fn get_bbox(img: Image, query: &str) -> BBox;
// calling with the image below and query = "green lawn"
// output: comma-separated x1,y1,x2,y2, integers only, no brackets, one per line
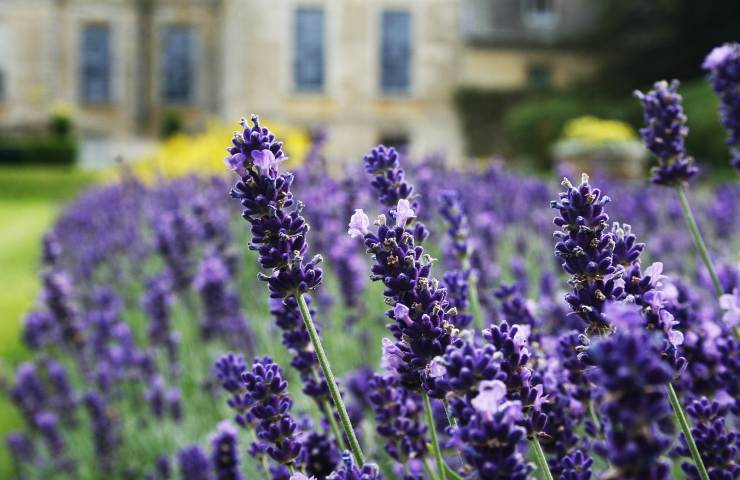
0,166,95,469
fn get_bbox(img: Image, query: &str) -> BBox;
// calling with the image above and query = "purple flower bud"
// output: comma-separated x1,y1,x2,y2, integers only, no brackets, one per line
211,421,242,480
178,445,212,480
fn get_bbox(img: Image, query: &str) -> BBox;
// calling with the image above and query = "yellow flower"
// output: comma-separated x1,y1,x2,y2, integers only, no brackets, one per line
562,116,637,145
105,119,310,183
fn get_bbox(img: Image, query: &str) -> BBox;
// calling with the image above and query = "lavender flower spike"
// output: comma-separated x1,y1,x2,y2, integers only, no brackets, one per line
702,43,740,169
634,80,699,186
227,115,364,465
242,357,302,467
211,421,242,480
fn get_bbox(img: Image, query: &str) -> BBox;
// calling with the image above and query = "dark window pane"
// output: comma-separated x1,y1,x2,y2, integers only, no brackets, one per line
381,11,411,93
295,8,325,91
162,26,195,103
80,25,111,103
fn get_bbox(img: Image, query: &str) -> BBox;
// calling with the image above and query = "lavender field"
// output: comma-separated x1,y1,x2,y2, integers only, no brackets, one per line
5,52,740,479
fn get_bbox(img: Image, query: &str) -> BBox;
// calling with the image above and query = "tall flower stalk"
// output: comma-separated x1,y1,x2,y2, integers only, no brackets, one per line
634,80,724,299
552,173,710,480
226,115,364,465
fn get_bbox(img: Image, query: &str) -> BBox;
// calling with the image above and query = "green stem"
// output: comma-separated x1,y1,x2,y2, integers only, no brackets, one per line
675,186,723,297
442,398,456,428
422,392,447,480
587,399,602,437
443,462,465,480
422,458,440,480
287,464,295,475
296,294,365,466
321,400,347,452
529,436,554,480
667,382,710,480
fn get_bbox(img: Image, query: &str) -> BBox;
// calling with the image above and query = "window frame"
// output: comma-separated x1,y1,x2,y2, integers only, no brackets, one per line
379,9,412,96
79,23,113,105
293,6,326,93
161,24,197,105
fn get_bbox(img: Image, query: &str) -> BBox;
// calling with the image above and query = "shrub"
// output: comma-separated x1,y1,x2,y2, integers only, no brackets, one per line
0,136,77,166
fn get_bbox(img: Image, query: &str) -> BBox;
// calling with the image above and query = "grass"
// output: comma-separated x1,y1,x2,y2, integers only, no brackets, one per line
0,166,95,474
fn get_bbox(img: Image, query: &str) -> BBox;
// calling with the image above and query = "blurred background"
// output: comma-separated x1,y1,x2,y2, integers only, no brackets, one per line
0,0,738,475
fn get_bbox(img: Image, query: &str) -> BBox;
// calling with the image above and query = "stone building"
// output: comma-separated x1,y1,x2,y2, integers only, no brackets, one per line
0,0,594,163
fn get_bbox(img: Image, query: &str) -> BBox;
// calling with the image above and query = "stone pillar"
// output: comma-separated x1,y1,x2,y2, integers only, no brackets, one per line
135,0,154,134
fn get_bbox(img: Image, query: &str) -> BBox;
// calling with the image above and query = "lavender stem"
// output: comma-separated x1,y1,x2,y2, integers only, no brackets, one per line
296,293,365,466
529,437,554,480
667,382,710,480
675,186,723,297
422,392,447,480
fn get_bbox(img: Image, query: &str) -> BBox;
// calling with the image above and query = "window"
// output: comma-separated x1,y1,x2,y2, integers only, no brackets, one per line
527,63,552,89
80,24,112,103
523,0,558,30
380,11,411,94
162,26,195,103
379,133,409,152
294,8,325,91
526,0,554,14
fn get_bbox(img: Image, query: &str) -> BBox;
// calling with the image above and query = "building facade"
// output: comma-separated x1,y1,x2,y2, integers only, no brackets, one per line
0,0,594,163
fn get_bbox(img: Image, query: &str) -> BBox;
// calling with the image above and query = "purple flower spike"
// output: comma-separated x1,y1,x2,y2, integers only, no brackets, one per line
178,445,212,480
677,397,739,480
584,320,675,480
228,115,322,300
634,80,699,185
211,421,242,480
242,357,303,467
551,174,624,335
702,43,740,169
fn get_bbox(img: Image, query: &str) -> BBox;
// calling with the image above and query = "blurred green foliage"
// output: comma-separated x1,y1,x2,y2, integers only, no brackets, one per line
456,79,731,175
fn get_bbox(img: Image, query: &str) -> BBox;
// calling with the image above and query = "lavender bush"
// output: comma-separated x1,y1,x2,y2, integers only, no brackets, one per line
2,45,739,480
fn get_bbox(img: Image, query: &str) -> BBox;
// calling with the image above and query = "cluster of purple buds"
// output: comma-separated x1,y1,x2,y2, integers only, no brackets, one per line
557,450,593,480
6,431,35,470
241,357,303,467
441,271,473,329
143,275,180,374
83,391,121,473
634,80,699,185
327,451,384,480
551,174,624,335
350,200,459,391
483,322,548,434
702,43,740,169
214,353,251,428
194,254,254,356
612,222,686,365
423,341,504,415
584,304,675,480
677,397,739,480
363,145,428,243
154,210,196,293
493,284,541,337
177,444,212,480
228,115,323,300
438,190,472,263
455,379,533,479
211,421,242,480
367,373,428,463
